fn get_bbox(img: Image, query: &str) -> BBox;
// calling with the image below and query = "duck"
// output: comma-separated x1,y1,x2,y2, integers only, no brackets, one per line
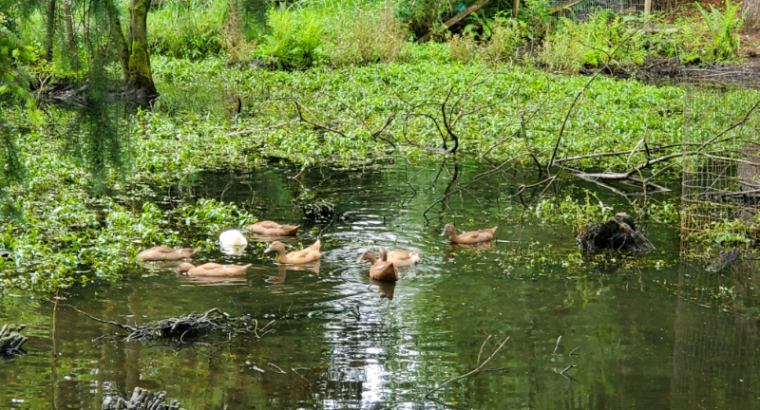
358,247,398,282
245,221,300,236
219,229,248,246
137,246,202,261
177,262,251,277
264,240,320,264
442,223,497,244
385,249,421,266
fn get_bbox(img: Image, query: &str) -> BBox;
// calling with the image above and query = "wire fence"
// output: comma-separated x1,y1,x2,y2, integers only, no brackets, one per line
547,0,655,19
681,80,760,241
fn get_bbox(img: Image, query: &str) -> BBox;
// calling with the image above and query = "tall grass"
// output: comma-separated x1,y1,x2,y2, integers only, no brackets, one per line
149,0,228,58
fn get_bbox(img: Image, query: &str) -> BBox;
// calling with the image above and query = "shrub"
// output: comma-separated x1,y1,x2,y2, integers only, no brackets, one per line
696,0,745,60
448,32,479,64
257,9,325,69
149,0,227,59
328,7,410,67
484,17,526,64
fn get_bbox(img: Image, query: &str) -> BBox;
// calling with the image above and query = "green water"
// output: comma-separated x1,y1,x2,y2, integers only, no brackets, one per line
1,158,759,410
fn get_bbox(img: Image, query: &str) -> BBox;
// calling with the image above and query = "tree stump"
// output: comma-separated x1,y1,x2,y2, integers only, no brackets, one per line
101,387,185,410
0,324,28,356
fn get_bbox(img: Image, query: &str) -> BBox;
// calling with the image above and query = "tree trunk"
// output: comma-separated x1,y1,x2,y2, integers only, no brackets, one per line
744,0,760,31
128,0,157,96
45,0,57,61
63,0,75,50
108,8,130,81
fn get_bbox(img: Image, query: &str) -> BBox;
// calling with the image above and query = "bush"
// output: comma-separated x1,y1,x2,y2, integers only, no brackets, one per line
397,0,453,39
484,18,526,64
328,7,410,67
448,32,479,64
696,0,745,60
257,9,325,69
149,0,227,59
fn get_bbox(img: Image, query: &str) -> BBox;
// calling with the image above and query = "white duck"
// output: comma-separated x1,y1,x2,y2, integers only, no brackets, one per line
219,229,248,246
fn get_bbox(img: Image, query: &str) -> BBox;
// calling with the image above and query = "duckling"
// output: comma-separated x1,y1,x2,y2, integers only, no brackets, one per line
219,229,248,246
264,240,320,264
245,221,300,236
137,246,202,261
358,247,399,282
442,223,497,244
177,262,251,277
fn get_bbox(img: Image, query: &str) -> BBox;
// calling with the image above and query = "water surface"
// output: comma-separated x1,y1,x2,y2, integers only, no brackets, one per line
1,158,759,410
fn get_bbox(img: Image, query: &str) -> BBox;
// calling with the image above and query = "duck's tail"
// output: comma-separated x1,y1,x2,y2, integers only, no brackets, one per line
191,246,202,256
308,239,321,251
489,226,499,234
241,263,253,272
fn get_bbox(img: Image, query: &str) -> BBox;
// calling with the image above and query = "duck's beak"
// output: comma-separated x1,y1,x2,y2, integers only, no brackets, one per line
441,228,448,236
264,245,273,254
356,255,365,263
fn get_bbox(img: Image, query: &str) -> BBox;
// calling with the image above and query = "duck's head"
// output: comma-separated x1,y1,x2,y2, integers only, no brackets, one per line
441,223,456,236
264,241,286,254
177,262,195,274
358,250,377,263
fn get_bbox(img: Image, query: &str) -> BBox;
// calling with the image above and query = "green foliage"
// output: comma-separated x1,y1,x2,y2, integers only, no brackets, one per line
484,17,526,63
149,0,228,59
257,8,325,69
696,0,745,60
448,32,479,64
397,0,453,38
328,6,410,67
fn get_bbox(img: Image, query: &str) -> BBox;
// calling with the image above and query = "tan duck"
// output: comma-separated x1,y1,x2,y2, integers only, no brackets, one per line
385,250,421,266
358,248,399,282
246,221,300,236
264,240,320,264
137,246,202,261
442,223,497,244
177,262,251,277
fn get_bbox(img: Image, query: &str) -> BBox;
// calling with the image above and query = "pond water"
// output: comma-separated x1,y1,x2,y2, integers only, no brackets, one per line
1,157,759,410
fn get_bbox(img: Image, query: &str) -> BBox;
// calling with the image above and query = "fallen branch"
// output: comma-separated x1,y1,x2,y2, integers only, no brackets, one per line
71,306,269,343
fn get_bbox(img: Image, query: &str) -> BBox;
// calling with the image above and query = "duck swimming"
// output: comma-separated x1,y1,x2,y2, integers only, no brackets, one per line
219,229,248,246
358,247,399,282
385,249,421,266
442,223,497,244
177,262,251,277
137,246,202,261
246,221,300,236
264,240,321,264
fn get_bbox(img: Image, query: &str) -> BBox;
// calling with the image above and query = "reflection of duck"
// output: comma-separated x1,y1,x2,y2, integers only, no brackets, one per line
374,281,396,299
177,262,251,277
219,229,248,246
442,223,497,244
137,246,202,261
246,221,300,236
358,248,398,282
265,240,321,264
